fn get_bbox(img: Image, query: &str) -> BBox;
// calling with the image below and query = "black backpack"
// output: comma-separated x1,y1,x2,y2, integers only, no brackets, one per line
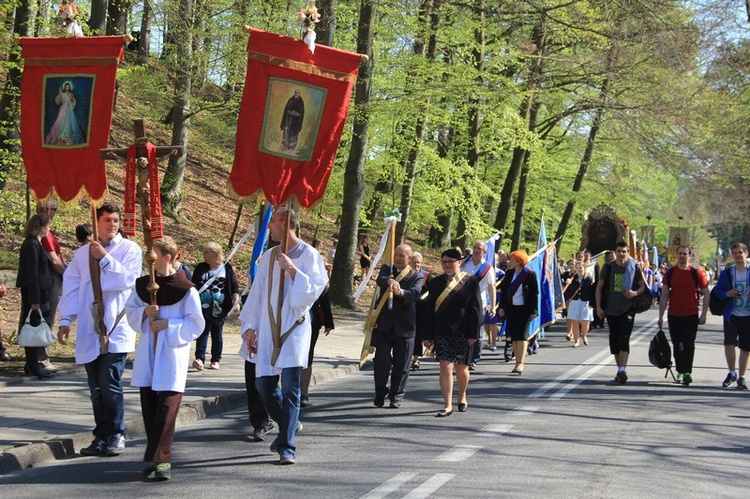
709,269,733,316
648,328,676,381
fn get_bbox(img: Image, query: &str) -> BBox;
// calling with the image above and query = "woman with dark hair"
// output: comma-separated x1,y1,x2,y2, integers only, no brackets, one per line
423,248,482,417
16,214,54,379
497,249,538,375
358,236,371,280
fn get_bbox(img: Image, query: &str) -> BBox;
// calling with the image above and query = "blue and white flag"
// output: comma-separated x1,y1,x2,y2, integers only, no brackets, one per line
485,233,500,267
526,216,556,340
248,203,273,282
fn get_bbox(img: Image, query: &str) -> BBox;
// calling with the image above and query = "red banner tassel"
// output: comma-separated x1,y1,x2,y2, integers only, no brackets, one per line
122,144,138,237
145,142,163,240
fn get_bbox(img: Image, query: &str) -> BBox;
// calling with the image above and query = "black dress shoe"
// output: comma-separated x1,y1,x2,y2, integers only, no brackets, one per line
458,403,468,412
33,368,53,380
373,396,385,408
436,409,453,417
389,400,401,409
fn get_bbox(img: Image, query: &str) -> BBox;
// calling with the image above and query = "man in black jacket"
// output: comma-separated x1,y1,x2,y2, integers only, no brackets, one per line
372,244,424,408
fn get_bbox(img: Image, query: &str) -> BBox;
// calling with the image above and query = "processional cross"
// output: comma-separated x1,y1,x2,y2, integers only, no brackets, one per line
98,119,183,347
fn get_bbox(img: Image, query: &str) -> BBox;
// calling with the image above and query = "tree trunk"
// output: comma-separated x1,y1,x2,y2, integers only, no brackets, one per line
35,0,51,36
494,20,545,248
316,0,336,47
509,97,539,250
107,0,133,35
453,0,485,250
0,1,30,192
161,0,194,217
329,0,375,308
510,152,531,251
137,0,152,64
395,0,441,244
555,77,610,250
89,0,108,34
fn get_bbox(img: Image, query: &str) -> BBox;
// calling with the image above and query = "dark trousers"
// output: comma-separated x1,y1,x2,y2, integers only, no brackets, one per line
140,387,182,463
84,352,128,439
607,312,635,354
19,288,51,373
372,328,414,403
244,360,270,431
195,318,224,363
667,315,699,373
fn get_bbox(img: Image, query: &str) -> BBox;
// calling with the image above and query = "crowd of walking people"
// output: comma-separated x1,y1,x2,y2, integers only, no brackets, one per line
3,200,749,479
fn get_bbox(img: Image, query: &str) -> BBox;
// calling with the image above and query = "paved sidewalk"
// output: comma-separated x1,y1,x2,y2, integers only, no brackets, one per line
0,310,368,474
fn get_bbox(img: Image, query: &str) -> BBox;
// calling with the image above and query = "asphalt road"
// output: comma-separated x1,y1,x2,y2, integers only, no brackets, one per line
1,310,746,498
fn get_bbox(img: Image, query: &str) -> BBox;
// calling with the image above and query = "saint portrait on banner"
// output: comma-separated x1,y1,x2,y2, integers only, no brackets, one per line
42,75,94,148
259,77,326,162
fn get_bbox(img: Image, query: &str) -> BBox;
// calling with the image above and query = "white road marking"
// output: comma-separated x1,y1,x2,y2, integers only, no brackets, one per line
529,318,658,399
479,423,514,436
402,474,455,499
360,472,418,499
436,445,483,462
507,405,539,417
549,324,654,399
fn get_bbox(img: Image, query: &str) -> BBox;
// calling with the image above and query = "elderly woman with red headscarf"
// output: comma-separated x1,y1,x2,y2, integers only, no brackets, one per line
497,250,538,375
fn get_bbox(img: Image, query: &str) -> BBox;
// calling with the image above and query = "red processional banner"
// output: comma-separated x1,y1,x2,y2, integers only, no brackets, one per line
229,27,362,207
19,36,124,203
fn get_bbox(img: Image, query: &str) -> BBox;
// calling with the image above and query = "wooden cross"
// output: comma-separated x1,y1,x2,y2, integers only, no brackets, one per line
99,119,184,346
100,119,183,250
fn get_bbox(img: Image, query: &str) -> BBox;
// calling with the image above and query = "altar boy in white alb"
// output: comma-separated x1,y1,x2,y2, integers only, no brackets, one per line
240,207,328,465
126,236,205,481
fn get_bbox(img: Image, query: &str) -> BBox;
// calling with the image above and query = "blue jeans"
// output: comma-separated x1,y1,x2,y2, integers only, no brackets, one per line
195,318,224,363
84,352,128,439
256,367,301,456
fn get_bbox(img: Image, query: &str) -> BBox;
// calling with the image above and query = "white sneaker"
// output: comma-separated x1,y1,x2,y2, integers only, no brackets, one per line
209,361,220,370
192,359,204,371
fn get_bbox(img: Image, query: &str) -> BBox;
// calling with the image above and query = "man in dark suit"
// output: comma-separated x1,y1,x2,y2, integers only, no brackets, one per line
372,244,424,408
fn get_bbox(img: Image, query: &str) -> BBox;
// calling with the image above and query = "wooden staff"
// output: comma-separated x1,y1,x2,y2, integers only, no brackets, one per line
272,201,293,365
386,217,396,310
88,204,108,355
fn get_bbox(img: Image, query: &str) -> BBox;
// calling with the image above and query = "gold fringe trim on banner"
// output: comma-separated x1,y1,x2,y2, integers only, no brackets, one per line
247,51,357,84
23,57,121,67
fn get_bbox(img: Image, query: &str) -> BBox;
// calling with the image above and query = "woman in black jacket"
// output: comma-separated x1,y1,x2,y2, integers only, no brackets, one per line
423,248,483,417
191,242,240,370
497,250,538,375
566,261,595,347
16,214,54,379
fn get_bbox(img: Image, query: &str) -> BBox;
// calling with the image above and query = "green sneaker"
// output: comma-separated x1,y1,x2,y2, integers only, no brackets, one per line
683,373,692,386
675,373,683,384
152,462,171,481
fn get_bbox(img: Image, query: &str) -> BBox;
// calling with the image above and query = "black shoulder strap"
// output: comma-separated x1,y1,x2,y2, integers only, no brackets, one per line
666,266,674,287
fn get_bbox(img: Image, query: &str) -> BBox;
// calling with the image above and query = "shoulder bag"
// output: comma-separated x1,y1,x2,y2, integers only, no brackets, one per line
18,310,56,347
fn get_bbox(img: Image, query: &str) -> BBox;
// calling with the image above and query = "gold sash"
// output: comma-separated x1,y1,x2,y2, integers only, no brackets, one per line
434,271,469,314
359,265,412,366
266,247,305,366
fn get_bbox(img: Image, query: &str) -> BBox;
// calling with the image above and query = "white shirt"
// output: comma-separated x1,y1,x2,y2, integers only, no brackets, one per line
462,257,495,308
59,233,142,364
127,286,205,392
239,240,328,376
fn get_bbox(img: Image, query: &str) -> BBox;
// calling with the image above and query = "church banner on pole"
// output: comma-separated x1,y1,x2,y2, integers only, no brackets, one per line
19,36,125,203
229,27,363,207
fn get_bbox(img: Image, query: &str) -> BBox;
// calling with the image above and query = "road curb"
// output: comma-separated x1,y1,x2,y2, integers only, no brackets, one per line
0,364,361,475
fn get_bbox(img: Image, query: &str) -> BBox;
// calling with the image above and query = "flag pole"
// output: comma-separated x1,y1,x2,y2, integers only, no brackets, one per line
272,200,293,365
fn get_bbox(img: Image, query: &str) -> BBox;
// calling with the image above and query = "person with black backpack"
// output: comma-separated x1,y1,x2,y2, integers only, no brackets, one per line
595,242,647,384
713,242,750,389
656,246,709,386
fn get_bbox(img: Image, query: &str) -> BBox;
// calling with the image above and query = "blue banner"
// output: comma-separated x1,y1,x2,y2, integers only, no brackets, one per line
248,203,273,282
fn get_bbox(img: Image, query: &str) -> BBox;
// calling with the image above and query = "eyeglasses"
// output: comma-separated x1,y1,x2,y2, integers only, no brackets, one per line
441,259,458,265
